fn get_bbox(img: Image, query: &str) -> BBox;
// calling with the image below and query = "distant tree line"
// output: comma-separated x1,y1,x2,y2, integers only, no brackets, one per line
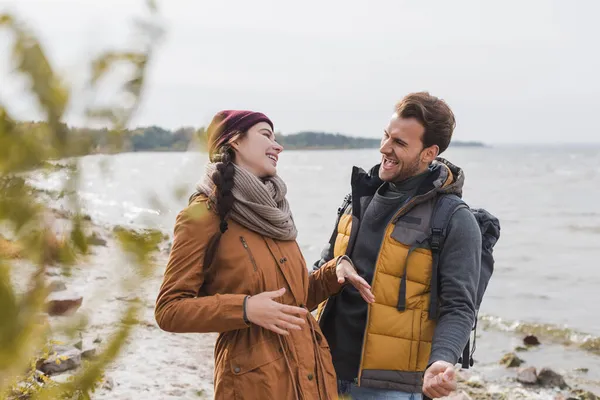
14,122,484,156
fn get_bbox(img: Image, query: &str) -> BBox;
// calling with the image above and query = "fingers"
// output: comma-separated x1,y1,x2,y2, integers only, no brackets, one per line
423,385,444,399
440,379,456,392
443,367,456,382
267,324,289,336
423,377,446,399
436,377,456,393
266,313,305,335
435,370,456,396
350,273,371,290
347,274,375,303
275,319,303,331
265,287,286,299
280,304,308,316
358,286,376,303
423,373,454,398
278,313,306,328
347,272,371,291
423,361,457,398
439,366,457,392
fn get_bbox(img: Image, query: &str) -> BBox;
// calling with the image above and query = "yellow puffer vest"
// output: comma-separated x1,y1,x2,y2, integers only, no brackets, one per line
316,163,456,393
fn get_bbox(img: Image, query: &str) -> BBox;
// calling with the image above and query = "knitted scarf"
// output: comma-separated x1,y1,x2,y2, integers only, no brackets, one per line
195,163,298,241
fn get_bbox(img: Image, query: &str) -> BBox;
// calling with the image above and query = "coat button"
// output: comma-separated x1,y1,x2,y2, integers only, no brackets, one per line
307,373,314,381
234,367,240,373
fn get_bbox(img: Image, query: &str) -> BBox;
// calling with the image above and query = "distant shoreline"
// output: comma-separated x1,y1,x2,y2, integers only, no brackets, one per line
14,121,487,154
271,132,486,151
87,141,487,154
87,140,488,154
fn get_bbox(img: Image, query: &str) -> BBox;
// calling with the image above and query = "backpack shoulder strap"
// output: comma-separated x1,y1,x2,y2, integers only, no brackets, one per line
339,193,352,215
428,194,468,319
314,193,352,269
430,194,467,250
329,192,352,251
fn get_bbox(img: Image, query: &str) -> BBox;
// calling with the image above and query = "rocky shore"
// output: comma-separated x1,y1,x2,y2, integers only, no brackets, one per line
5,208,600,399
444,352,599,400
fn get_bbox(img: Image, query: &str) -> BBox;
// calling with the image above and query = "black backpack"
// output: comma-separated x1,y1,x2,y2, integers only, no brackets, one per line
428,194,501,369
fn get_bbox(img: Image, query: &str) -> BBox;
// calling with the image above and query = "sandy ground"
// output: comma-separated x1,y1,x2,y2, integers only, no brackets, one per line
61,234,217,400
9,216,216,399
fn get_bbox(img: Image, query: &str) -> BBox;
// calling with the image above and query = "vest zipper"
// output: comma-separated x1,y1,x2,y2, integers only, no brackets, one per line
357,197,419,385
240,236,258,271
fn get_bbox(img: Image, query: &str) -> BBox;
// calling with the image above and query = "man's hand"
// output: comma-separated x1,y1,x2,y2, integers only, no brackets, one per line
423,361,457,398
336,258,375,303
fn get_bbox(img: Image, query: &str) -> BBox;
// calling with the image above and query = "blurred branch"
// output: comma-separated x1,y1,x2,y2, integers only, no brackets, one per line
0,1,166,398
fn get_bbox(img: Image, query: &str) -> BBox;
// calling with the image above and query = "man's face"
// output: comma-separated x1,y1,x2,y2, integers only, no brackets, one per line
378,114,429,182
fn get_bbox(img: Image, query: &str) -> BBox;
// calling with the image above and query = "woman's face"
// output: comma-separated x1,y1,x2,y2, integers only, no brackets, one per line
231,122,283,178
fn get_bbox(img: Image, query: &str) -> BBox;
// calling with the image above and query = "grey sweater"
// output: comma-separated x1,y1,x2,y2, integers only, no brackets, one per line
428,206,481,365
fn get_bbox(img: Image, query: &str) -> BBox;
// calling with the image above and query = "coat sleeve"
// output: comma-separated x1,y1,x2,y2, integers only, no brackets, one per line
306,256,344,311
155,203,249,333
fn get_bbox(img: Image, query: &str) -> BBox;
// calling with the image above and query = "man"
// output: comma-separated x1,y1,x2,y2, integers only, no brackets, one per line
312,92,482,400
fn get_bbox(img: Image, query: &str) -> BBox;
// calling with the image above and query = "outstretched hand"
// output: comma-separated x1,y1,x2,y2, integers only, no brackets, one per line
336,258,375,304
423,361,457,398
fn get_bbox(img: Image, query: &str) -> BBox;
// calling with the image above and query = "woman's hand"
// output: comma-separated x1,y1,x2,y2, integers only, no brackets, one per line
336,258,375,303
246,288,307,335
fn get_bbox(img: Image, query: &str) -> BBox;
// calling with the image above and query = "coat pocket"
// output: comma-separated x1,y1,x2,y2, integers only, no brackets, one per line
229,337,288,399
313,327,338,398
314,327,334,369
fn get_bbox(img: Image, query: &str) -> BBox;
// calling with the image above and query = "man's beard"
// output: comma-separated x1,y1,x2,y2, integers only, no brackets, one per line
393,155,421,183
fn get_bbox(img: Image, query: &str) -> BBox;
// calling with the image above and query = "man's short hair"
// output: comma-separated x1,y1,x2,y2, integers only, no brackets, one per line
395,92,456,154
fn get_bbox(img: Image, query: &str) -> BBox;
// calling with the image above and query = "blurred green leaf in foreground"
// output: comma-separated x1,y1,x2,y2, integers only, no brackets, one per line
0,2,169,398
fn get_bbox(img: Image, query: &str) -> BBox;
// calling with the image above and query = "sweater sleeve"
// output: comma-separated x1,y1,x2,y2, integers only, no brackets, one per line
155,203,249,333
428,207,481,365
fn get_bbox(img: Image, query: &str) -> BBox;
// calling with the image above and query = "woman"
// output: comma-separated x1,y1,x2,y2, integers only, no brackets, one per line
155,110,374,400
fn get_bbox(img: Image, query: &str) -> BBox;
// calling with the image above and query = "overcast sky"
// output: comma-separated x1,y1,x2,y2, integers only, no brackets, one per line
1,0,598,144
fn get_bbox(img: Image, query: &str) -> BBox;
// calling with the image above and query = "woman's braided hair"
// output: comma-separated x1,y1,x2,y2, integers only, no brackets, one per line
210,146,236,234
203,142,239,271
